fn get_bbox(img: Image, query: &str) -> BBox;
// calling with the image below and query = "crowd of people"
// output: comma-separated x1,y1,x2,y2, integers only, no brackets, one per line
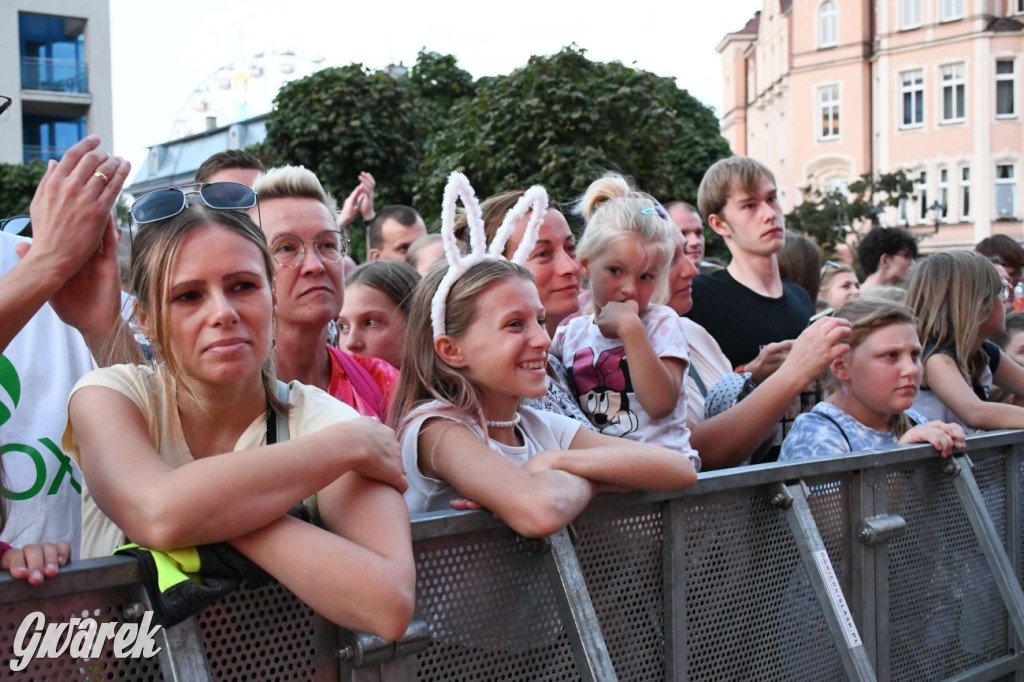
7,135,1024,641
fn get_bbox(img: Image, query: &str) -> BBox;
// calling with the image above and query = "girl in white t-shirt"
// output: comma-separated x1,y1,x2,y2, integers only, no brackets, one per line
391,173,696,532
550,173,699,465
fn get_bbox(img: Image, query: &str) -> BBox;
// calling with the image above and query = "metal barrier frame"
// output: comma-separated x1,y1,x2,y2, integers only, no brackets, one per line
2,430,1024,681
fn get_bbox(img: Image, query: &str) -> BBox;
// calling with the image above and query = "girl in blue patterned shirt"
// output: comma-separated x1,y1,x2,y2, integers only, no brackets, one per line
781,298,965,460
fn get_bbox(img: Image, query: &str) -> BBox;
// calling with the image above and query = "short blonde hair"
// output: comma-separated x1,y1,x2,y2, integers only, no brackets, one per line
697,156,776,221
574,173,675,294
253,165,338,221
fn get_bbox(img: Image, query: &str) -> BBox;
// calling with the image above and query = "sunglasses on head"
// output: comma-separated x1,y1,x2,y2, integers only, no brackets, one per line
0,215,31,237
130,182,258,225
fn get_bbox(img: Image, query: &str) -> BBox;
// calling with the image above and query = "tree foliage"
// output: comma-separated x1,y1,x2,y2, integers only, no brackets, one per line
257,45,731,243
785,170,915,252
0,160,46,219
413,46,730,225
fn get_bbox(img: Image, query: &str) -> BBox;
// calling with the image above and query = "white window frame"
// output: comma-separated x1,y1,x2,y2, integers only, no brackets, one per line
818,85,841,140
901,70,925,128
1017,0,1024,15
915,171,929,223
819,0,838,48
959,165,971,221
996,58,1017,119
938,168,950,221
940,63,966,123
900,0,923,29
940,0,964,21
995,163,1018,219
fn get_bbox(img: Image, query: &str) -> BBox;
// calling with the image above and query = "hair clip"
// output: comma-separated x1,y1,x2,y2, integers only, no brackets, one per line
430,171,548,339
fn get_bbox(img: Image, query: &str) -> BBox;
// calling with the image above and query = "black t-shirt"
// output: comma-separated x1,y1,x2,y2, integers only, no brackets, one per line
685,268,815,368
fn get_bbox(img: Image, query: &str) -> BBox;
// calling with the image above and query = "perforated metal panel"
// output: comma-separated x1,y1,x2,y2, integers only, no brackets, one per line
411,526,579,681
676,482,846,681
197,581,336,682
574,504,664,681
0,589,163,681
886,460,1009,681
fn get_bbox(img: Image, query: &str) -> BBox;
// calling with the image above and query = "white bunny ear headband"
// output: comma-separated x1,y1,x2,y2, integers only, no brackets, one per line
430,171,549,339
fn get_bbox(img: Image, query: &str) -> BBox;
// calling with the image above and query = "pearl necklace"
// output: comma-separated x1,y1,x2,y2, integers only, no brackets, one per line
486,413,521,429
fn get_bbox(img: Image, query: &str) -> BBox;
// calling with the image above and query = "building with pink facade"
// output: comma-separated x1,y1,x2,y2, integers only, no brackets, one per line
718,0,1023,250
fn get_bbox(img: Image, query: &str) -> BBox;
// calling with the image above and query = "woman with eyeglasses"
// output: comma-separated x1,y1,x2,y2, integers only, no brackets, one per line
64,199,415,638
908,251,1024,433
253,167,398,421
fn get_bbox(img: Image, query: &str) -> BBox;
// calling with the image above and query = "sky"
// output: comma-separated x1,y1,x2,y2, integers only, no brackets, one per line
109,0,764,181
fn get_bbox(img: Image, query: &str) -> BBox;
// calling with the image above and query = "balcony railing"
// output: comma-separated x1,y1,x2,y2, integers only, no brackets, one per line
22,144,68,164
20,57,88,94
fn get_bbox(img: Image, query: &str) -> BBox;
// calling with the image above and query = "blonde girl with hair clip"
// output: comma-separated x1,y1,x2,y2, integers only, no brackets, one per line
780,298,965,460
550,173,700,466
391,173,696,533
908,250,1024,431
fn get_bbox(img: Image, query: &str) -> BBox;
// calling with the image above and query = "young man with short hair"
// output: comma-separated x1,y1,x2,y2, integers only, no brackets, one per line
687,156,814,380
858,227,918,291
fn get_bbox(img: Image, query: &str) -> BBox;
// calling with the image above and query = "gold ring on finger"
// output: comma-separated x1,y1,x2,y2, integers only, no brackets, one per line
93,170,109,185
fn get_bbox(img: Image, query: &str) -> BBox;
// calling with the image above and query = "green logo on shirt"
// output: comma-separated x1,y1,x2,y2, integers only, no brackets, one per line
0,355,22,427
0,354,81,498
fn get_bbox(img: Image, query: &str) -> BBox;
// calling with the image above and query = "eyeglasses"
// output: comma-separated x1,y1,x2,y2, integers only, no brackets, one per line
1001,279,1012,302
130,182,258,225
641,206,669,221
270,230,348,268
0,215,31,236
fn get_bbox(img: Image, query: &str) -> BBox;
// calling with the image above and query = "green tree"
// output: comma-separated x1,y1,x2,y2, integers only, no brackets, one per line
0,160,46,219
413,46,731,226
785,170,914,252
256,51,473,259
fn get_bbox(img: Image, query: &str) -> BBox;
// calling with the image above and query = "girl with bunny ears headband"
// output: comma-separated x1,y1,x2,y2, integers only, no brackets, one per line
390,172,697,531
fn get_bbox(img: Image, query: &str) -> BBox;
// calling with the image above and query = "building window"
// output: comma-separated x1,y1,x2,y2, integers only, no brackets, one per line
915,171,928,222
960,166,971,220
941,0,964,20
996,164,1018,218
818,85,840,140
1017,0,1024,14
996,59,1017,118
940,63,966,123
819,1,838,48
900,0,922,28
18,12,88,94
938,168,949,219
901,70,925,127
22,113,87,164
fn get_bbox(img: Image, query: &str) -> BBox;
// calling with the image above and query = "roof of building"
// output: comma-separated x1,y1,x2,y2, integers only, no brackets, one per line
125,114,269,197
734,11,761,35
988,15,1024,32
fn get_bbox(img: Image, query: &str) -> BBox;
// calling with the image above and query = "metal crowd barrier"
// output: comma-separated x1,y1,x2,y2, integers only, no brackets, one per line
2,430,1023,681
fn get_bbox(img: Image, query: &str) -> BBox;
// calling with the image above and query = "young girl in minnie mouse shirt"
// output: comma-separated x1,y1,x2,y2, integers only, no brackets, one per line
551,174,699,469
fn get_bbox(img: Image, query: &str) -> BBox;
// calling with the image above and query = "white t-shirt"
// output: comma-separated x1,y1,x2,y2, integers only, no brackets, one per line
681,318,733,428
63,363,360,559
401,401,582,514
0,233,93,552
551,304,699,467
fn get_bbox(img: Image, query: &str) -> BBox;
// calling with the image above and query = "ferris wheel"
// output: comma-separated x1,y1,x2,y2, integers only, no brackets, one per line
169,50,328,140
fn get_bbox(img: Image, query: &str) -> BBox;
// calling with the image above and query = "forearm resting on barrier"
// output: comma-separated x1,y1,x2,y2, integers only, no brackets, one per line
231,478,415,641
73,391,403,550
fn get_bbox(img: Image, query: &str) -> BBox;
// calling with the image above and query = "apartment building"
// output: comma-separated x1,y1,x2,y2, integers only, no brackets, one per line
718,0,1023,249
0,0,113,166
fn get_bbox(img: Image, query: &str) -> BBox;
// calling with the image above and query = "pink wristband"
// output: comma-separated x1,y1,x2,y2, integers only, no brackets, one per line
0,541,12,561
